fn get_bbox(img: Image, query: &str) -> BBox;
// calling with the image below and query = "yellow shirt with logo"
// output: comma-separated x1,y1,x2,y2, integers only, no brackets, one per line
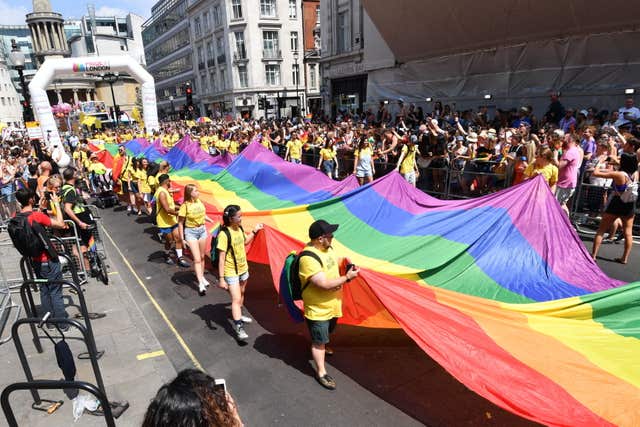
216,227,248,277
154,186,177,228
137,169,151,193
298,245,342,321
229,140,240,155
320,148,336,161
399,145,420,174
287,139,303,160
178,199,206,228
147,175,158,194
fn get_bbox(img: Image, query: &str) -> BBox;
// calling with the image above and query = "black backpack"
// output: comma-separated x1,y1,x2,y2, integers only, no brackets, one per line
8,212,58,260
209,225,244,274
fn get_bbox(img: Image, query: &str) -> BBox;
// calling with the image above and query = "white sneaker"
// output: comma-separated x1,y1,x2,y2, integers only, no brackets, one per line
235,324,249,340
201,278,211,288
240,315,252,324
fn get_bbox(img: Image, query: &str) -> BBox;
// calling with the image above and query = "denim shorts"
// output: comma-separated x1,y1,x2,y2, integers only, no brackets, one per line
224,271,249,285
184,225,206,241
555,186,575,205
158,223,178,235
402,171,417,185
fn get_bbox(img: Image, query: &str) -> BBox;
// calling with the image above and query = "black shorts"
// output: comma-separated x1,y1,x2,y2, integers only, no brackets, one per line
605,195,635,218
305,317,338,345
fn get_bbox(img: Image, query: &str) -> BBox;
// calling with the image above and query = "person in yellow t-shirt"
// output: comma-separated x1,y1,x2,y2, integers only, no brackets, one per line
285,133,303,163
228,136,240,155
316,140,338,178
523,148,559,192
216,204,263,340
298,219,360,390
216,138,231,155
178,184,214,295
137,158,152,215
155,174,190,268
395,135,421,187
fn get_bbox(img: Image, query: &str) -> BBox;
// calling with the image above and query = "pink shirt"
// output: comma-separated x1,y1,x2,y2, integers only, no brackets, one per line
557,145,580,188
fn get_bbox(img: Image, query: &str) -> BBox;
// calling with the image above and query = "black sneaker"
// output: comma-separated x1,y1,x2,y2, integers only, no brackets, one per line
235,324,248,340
177,257,190,268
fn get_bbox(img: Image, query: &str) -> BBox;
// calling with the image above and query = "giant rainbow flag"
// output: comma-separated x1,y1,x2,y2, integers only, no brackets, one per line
100,138,640,426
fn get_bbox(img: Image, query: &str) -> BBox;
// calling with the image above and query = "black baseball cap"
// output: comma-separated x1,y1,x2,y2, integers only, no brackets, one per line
309,219,339,239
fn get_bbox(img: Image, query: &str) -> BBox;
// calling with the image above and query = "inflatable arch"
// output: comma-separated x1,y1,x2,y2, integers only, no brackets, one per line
28,56,159,147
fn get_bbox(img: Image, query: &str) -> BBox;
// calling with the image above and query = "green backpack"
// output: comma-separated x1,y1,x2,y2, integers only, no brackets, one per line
279,249,322,322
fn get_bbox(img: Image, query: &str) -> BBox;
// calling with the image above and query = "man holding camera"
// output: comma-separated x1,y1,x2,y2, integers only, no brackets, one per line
298,220,359,390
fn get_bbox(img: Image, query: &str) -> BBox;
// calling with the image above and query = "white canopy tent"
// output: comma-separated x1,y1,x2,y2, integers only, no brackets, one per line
361,0,640,113
29,56,159,147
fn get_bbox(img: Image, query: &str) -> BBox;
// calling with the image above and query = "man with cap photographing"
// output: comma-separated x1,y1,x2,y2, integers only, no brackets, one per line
298,219,360,390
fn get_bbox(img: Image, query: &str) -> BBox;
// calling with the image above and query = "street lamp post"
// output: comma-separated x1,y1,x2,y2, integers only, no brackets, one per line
293,50,300,117
169,95,175,120
9,39,33,123
100,72,120,126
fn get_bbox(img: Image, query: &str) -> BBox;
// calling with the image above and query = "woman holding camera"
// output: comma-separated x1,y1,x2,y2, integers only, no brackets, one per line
591,152,639,264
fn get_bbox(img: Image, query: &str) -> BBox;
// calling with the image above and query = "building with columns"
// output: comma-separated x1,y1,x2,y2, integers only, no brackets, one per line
26,0,70,66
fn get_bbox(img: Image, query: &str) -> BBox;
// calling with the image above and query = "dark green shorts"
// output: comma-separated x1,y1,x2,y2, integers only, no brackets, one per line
306,317,338,344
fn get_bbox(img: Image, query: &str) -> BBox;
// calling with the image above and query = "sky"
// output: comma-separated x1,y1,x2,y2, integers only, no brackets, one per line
0,0,157,25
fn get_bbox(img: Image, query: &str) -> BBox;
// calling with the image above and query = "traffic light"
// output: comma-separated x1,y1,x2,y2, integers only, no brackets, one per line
185,83,193,106
258,97,265,109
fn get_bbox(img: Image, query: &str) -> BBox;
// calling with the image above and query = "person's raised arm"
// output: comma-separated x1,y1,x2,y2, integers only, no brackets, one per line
48,193,66,229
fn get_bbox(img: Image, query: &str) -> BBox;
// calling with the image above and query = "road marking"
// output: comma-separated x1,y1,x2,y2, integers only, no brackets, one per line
102,226,203,370
136,350,165,361
108,271,119,275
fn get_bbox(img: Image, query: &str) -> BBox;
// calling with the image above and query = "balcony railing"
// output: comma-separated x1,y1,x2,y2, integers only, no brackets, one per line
262,49,282,60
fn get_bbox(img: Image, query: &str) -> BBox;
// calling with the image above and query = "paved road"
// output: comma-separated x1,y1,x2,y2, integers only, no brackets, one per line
100,207,637,427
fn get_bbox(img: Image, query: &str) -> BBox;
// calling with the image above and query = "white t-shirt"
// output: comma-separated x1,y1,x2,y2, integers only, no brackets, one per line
615,106,640,126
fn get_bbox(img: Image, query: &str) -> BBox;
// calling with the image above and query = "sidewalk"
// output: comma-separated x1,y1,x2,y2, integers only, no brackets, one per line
0,232,176,426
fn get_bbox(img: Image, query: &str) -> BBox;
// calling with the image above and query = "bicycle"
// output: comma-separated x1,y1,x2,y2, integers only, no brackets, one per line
86,224,108,285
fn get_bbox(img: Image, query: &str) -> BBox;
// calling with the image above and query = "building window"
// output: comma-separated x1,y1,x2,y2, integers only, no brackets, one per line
207,41,215,63
220,68,227,90
309,64,317,88
265,64,280,86
231,0,242,19
263,30,279,54
234,31,246,58
213,5,222,27
203,12,209,31
194,17,201,37
238,66,248,88
290,31,298,52
288,0,297,19
316,5,320,24
260,0,276,18
336,11,348,53
292,64,299,86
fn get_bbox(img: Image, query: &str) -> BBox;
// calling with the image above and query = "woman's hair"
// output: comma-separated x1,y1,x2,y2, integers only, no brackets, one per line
222,204,241,227
159,160,170,173
142,369,240,427
619,152,638,176
184,184,198,202
45,176,61,189
538,148,553,162
147,162,160,177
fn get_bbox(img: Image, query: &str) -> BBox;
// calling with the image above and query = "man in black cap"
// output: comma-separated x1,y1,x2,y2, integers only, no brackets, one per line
298,219,359,390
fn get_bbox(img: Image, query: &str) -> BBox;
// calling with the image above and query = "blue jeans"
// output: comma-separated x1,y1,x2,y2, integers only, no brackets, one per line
33,261,67,319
